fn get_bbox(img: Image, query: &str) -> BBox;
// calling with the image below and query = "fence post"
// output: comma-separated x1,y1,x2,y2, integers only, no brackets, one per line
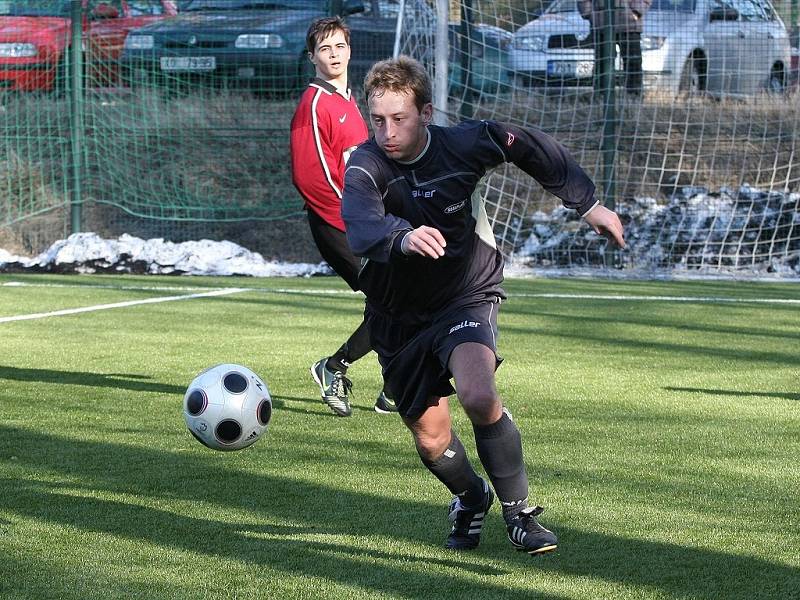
793,0,798,38
69,0,84,234
601,0,616,210
458,0,475,120
433,0,449,125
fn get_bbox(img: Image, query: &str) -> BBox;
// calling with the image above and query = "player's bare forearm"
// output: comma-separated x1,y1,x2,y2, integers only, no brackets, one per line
400,225,447,258
584,205,626,248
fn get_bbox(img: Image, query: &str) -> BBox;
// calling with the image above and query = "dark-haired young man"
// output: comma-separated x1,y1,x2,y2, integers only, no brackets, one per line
342,56,625,555
290,16,395,417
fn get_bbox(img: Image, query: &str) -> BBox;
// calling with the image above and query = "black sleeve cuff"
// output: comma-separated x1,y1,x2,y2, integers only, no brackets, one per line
577,199,600,217
390,229,413,256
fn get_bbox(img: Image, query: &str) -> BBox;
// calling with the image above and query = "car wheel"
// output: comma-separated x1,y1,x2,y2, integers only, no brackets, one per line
767,66,784,94
678,54,706,97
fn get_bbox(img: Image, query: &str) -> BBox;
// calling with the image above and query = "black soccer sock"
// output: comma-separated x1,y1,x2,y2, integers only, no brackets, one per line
473,410,529,523
327,318,372,373
418,432,486,508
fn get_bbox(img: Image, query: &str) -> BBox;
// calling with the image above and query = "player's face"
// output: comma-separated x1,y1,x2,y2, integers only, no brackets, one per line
310,30,350,82
368,89,432,162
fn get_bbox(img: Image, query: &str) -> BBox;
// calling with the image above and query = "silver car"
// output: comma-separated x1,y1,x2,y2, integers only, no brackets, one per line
508,0,792,95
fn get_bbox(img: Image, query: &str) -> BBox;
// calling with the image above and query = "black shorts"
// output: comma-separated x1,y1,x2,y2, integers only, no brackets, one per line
307,208,360,291
366,297,502,420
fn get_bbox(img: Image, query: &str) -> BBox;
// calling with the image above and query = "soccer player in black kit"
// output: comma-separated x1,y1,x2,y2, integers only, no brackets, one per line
341,56,626,555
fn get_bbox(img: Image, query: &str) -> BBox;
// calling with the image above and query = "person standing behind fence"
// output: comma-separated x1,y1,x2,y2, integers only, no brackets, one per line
290,16,397,417
579,0,652,95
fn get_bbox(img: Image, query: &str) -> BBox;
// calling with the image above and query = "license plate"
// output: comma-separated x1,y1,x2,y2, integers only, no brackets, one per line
160,56,216,72
547,60,593,78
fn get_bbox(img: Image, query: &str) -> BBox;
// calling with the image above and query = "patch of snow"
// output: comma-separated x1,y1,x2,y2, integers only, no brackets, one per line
0,232,331,278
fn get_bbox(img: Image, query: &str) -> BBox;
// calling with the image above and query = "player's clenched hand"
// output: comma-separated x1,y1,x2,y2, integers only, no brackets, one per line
401,225,447,258
584,205,626,248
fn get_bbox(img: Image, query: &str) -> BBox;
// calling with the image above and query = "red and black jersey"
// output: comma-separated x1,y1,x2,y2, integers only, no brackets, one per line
290,78,369,232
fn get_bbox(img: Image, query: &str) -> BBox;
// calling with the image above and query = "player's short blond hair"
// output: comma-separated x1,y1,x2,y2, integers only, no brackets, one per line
364,55,432,113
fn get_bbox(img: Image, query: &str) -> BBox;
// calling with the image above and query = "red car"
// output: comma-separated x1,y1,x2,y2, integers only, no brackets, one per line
0,0,177,92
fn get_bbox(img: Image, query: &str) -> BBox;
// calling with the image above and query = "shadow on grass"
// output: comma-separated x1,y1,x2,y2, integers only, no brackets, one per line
271,394,381,417
519,309,800,342
665,386,800,401
0,365,185,394
2,425,798,599
502,322,800,367
0,366,372,418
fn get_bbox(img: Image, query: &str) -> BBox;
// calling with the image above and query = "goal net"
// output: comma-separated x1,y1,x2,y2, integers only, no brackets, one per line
0,0,797,277
398,0,800,277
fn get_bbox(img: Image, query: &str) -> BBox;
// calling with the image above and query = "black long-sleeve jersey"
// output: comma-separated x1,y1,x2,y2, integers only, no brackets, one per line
342,119,598,322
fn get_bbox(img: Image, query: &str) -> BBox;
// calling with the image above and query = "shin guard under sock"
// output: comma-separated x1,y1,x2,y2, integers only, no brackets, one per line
473,410,529,522
418,432,485,508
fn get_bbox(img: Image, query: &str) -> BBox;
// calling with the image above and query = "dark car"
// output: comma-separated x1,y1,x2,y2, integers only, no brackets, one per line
120,0,397,92
451,23,512,95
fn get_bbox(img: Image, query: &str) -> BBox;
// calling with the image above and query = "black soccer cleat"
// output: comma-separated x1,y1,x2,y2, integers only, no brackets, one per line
506,506,558,555
310,358,353,417
373,391,398,414
445,479,494,550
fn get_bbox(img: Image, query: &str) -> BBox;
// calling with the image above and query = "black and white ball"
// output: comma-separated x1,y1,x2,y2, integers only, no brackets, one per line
183,364,272,451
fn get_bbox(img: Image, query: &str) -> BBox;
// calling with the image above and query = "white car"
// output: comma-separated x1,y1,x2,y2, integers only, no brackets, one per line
508,0,792,95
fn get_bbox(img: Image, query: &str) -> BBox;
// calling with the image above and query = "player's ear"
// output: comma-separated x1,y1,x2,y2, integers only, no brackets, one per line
420,103,433,125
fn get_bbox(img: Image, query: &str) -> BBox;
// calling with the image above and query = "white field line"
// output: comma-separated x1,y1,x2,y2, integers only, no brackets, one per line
270,289,800,304
2,281,231,292
511,293,800,304
3,281,799,306
0,288,249,324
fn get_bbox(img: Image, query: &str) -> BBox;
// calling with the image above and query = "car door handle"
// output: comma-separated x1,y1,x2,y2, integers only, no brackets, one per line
737,30,746,38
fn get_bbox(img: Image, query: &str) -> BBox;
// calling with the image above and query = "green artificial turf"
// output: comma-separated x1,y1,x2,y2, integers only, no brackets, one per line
0,274,798,599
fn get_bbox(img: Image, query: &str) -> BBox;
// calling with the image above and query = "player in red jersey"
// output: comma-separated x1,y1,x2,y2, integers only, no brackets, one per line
290,17,395,417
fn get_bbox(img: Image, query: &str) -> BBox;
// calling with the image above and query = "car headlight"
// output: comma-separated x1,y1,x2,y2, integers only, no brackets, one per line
514,35,545,52
0,43,37,58
640,36,666,51
124,35,154,50
235,34,283,49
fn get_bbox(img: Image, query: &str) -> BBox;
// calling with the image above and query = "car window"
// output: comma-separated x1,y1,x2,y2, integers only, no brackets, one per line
360,0,402,20
545,0,579,14
734,0,766,21
709,0,737,13
87,0,124,16
760,0,777,20
377,0,400,19
127,0,167,16
0,0,70,16
650,0,696,12
181,0,323,10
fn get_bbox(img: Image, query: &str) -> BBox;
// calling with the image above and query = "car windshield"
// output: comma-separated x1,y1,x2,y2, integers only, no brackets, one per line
544,0,579,14
650,0,697,11
0,0,70,17
181,0,323,10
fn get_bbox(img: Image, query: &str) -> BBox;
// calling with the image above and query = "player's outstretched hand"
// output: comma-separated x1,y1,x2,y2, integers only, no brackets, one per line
401,225,447,258
584,205,626,248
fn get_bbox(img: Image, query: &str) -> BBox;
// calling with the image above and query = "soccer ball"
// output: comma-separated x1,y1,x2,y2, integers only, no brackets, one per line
183,364,272,451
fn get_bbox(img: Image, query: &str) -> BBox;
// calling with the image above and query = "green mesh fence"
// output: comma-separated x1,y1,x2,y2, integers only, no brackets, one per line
1,0,799,274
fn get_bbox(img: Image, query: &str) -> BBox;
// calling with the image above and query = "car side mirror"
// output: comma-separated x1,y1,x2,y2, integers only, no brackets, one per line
342,0,366,16
709,6,739,21
91,3,120,19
